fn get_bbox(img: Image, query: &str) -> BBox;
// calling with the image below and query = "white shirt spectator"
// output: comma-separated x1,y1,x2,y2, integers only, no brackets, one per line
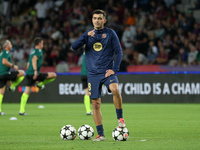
122,26,135,49
35,1,49,18
13,49,24,61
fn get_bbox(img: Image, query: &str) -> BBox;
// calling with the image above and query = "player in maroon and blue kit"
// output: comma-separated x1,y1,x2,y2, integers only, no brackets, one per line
72,9,126,141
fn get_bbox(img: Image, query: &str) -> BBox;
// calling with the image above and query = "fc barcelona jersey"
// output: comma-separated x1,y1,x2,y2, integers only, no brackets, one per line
72,27,123,76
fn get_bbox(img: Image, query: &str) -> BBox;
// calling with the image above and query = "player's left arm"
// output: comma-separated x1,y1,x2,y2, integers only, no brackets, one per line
2,58,18,71
111,30,123,73
105,30,123,78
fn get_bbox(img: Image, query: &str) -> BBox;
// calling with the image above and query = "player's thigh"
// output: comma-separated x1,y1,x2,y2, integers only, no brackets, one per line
24,75,36,86
36,73,48,81
46,72,57,79
103,75,119,93
88,76,102,99
8,71,19,81
0,78,7,89
17,70,25,77
109,83,120,95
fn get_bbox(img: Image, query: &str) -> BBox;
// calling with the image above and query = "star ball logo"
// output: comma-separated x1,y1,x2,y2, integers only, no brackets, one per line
18,86,39,93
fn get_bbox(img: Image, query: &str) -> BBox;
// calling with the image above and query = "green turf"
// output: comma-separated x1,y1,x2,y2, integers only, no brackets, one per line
0,103,200,150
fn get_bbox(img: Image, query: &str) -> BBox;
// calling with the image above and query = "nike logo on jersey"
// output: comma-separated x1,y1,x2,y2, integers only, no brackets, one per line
110,79,115,82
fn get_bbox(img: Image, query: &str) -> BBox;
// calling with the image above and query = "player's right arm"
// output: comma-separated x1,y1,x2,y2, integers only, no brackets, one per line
71,32,87,51
32,55,38,80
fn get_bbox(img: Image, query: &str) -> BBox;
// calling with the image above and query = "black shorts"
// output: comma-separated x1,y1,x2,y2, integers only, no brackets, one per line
25,73,48,86
81,75,88,89
0,71,19,88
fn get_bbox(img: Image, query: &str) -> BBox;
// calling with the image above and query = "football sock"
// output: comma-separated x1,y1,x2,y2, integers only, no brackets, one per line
84,95,91,113
0,94,3,112
96,125,104,136
20,93,29,113
116,108,123,119
10,76,25,90
38,78,55,87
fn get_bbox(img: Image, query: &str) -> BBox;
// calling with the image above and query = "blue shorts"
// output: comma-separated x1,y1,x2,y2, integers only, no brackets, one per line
87,74,119,99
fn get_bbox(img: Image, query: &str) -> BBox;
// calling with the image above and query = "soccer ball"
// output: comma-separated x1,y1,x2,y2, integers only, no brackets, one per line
112,127,129,141
78,124,94,140
60,125,77,140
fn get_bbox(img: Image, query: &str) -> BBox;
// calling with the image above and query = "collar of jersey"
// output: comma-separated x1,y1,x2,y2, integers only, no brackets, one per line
95,27,106,33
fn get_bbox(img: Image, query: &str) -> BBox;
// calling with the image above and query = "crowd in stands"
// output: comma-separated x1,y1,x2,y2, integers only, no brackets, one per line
1,0,200,72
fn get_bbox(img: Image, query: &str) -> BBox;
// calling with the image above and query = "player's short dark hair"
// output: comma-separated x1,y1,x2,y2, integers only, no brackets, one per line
34,37,43,46
92,9,106,18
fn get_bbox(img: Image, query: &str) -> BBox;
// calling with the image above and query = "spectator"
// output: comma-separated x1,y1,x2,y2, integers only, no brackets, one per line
177,47,188,66
122,25,135,49
35,0,49,27
134,26,148,55
12,46,25,68
147,40,158,64
133,50,149,65
153,46,168,64
188,43,198,65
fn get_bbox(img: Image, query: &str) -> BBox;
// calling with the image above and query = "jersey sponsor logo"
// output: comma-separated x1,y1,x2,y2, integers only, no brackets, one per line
93,42,102,51
102,34,107,38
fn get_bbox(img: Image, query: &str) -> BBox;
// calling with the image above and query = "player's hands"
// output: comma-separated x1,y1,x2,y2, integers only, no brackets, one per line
33,70,38,80
88,29,95,37
13,65,18,71
105,69,115,78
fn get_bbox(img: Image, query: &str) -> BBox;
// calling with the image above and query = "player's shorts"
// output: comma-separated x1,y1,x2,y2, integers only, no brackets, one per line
25,73,48,86
81,75,88,89
0,71,19,88
87,74,119,99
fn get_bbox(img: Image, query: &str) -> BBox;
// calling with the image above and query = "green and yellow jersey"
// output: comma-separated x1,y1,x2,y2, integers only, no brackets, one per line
26,49,43,75
0,50,11,75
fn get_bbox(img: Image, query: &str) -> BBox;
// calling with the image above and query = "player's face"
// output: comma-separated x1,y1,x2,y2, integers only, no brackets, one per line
39,40,44,49
92,14,106,30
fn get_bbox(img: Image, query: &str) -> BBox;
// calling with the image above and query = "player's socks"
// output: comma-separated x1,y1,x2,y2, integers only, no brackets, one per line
96,125,104,136
20,93,29,113
38,78,55,87
84,95,91,113
116,108,123,119
0,94,3,112
10,76,25,90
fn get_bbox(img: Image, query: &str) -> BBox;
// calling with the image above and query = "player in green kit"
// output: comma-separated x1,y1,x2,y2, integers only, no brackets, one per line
0,40,25,115
19,37,57,115
81,52,92,115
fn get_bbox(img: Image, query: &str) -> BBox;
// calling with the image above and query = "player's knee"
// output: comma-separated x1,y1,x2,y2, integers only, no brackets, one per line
49,72,57,78
110,87,120,95
92,100,100,110
19,70,25,76
52,73,57,78
53,73,57,78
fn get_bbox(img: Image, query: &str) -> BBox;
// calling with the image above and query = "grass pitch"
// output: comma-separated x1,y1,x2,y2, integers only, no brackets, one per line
0,103,200,150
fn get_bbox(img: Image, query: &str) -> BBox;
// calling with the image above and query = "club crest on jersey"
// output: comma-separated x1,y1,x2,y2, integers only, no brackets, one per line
102,34,107,38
